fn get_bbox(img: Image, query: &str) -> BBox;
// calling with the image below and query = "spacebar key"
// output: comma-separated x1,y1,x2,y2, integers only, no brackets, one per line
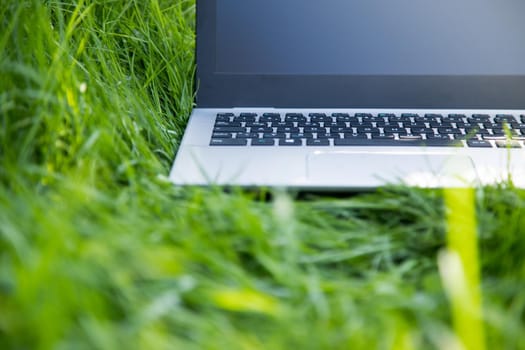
334,139,462,147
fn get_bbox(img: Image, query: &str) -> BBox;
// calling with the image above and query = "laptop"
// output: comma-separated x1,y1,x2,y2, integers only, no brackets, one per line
170,0,525,190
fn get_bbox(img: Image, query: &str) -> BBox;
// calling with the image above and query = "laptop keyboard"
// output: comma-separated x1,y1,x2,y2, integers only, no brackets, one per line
210,112,525,148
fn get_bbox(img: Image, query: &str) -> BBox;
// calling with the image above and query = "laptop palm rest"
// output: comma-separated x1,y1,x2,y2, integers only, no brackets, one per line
307,152,478,187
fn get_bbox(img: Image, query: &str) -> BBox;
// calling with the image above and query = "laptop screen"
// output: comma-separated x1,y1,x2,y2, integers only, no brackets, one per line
216,0,525,76
197,0,525,108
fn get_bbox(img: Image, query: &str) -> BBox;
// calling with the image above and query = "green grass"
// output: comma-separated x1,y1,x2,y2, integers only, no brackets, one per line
1,1,525,349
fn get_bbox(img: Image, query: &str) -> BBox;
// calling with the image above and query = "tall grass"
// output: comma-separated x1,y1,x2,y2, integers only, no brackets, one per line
1,1,525,349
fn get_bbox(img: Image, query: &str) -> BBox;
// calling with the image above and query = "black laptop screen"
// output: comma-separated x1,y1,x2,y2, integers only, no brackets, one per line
216,0,525,76
196,0,525,108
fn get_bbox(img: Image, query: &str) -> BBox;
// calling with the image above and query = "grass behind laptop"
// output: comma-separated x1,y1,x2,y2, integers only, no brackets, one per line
1,1,525,349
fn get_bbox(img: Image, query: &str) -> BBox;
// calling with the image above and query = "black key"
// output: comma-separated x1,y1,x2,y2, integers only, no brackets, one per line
246,122,268,128
331,127,353,133
376,121,401,127
356,127,380,134
285,113,306,122
468,114,491,122
447,114,466,122
502,129,521,137
416,114,440,122
261,112,281,121
303,127,326,133
310,115,333,123
260,116,281,123
217,112,234,118
263,133,286,139
215,121,242,127
407,121,428,128
521,115,525,123
426,134,451,140
383,126,406,133
355,113,373,118
324,121,347,128
216,115,232,122
234,116,256,123
371,133,395,139
213,126,246,133
496,140,522,148
297,121,321,127
251,127,273,133
411,127,434,134
335,115,357,122
272,121,295,128
494,114,516,123
316,133,338,139
212,132,233,138
483,122,500,129
342,133,368,139
490,128,505,135
361,116,385,123
307,139,330,146
210,138,247,146
279,139,302,146
236,132,259,138
352,121,374,128
276,127,300,133
430,121,453,128
465,127,489,135
389,115,412,122
467,139,492,148
252,138,275,146
437,127,463,135
290,132,314,139
378,113,396,119
401,113,419,119
334,138,462,147
239,112,257,117
495,121,519,129
457,122,481,128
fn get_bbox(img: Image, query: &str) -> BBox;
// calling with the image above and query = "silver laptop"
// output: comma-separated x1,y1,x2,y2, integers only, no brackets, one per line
170,0,525,190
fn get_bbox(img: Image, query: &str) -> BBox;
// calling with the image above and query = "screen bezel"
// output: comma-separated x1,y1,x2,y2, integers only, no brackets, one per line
196,1,525,109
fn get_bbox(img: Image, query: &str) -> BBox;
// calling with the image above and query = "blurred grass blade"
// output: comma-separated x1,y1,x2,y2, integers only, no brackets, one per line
441,188,485,350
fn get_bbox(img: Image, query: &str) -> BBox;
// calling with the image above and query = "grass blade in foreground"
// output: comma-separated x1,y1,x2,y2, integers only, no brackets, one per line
440,188,485,350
